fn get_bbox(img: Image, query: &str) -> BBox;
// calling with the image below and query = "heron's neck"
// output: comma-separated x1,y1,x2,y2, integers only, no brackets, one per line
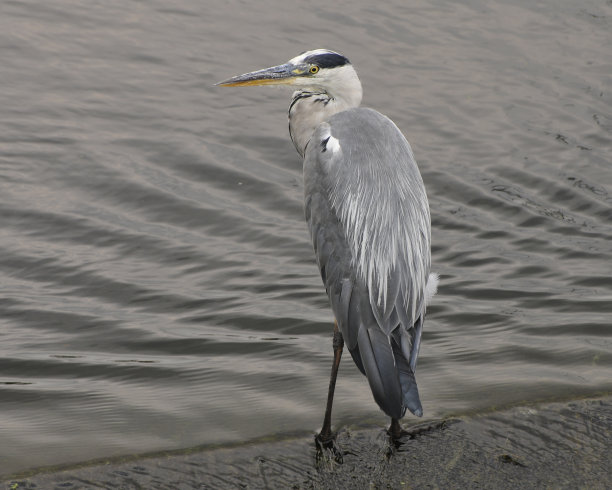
288,68,362,157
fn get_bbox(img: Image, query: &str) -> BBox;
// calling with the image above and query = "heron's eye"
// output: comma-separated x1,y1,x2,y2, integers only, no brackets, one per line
309,65,319,74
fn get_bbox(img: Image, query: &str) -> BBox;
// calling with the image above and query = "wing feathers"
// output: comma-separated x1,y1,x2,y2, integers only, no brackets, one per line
392,339,423,417
357,325,405,420
303,108,437,420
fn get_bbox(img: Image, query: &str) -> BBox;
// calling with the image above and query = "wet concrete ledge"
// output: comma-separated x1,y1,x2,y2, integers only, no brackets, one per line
3,395,611,489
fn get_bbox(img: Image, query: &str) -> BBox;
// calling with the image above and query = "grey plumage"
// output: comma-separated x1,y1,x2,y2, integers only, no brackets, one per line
304,108,433,418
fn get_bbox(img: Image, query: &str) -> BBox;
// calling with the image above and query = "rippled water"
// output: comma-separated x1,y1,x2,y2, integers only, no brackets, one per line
1,0,611,476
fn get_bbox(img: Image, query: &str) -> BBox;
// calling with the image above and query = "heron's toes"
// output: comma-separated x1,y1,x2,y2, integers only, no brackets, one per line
314,432,343,464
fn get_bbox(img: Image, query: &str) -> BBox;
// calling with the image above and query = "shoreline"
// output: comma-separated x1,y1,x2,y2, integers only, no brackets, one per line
3,395,611,489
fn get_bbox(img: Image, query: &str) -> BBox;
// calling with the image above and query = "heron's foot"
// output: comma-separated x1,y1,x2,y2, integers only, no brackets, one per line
315,431,343,464
387,418,406,441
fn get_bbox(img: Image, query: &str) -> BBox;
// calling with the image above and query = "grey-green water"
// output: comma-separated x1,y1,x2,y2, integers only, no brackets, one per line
1,0,611,477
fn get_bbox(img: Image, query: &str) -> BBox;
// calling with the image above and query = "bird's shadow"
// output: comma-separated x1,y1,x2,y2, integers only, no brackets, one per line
386,418,460,455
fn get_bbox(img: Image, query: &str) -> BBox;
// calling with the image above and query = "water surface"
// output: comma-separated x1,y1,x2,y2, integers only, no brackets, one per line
0,0,611,476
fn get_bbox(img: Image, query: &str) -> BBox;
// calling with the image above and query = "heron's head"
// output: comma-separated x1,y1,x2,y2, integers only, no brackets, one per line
216,49,362,106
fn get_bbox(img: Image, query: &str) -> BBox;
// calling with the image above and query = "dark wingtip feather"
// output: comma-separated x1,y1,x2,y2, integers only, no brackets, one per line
392,337,423,417
404,381,423,417
357,325,405,420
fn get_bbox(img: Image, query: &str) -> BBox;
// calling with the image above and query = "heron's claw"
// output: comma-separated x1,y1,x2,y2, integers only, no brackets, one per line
314,432,343,464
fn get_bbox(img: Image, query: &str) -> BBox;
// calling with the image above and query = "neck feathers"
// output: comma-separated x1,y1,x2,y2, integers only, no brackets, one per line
288,65,362,157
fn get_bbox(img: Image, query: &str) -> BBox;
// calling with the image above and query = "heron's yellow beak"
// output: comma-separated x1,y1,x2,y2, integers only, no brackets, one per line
216,63,304,87
217,78,295,87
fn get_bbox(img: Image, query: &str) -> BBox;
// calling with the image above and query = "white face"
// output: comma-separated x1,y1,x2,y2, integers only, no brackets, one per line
288,64,355,90
284,50,358,94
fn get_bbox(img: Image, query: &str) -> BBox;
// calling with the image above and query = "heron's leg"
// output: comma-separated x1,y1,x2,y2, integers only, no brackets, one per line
388,418,404,440
316,321,344,444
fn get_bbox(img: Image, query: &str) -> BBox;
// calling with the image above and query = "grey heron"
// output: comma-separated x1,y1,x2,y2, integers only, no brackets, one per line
217,49,438,445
